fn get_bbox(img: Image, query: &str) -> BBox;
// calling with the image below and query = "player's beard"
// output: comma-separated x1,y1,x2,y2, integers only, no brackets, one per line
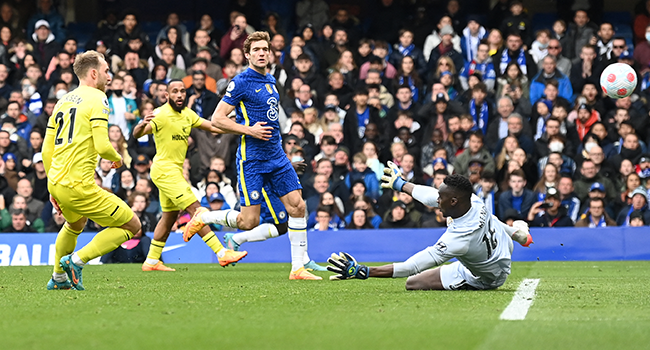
170,98,186,112
97,76,108,92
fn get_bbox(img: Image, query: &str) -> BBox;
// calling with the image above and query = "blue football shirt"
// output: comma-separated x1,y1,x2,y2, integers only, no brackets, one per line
221,68,283,162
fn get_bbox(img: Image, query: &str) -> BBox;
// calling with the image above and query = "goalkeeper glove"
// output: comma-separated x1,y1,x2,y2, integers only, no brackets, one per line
512,220,534,247
327,252,369,281
380,161,407,191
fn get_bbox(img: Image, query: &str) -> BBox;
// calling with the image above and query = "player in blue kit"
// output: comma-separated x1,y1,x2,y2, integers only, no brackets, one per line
184,31,322,280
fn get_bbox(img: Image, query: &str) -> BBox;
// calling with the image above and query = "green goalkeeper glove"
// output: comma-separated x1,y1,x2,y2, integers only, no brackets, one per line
327,252,369,281
380,161,406,191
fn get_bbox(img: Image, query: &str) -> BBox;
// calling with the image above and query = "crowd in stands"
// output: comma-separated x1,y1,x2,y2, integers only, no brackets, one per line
4,0,650,235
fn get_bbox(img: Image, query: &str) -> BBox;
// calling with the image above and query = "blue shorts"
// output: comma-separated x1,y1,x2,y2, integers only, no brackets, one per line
237,157,302,207
260,191,288,225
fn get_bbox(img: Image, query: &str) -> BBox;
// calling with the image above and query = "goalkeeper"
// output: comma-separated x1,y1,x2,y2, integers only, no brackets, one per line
327,163,533,290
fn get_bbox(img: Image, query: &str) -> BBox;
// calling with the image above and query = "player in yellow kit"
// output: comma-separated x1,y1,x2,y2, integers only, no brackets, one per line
43,51,142,291
132,79,259,271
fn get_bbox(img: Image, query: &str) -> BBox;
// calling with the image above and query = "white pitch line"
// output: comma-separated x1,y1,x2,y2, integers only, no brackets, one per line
499,278,541,320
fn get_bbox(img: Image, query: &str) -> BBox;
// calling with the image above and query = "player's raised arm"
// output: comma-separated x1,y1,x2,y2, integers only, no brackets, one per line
381,161,440,207
132,113,155,139
211,100,272,140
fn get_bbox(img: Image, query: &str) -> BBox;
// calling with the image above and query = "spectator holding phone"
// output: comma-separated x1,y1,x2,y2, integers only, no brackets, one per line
527,187,574,227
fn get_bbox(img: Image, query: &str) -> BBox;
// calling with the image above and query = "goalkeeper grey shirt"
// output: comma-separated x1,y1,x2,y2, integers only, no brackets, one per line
392,194,513,284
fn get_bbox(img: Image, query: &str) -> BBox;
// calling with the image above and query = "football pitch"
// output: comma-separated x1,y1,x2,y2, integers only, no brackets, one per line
1,261,649,350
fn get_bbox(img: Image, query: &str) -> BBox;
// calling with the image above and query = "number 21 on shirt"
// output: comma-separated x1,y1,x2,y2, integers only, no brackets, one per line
53,107,77,145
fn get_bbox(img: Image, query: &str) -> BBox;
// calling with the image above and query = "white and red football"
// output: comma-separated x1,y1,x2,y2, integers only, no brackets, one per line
600,63,637,99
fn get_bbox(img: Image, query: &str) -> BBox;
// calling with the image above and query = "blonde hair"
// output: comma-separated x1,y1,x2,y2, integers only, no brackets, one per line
73,50,104,79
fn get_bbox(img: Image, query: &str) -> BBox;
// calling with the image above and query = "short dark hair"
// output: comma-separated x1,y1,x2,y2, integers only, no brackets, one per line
316,205,331,215
589,197,605,207
472,82,487,94
546,117,561,126
434,168,449,176
10,208,26,217
509,169,526,180
467,130,484,142
355,87,369,96
545,79,559,88
296,53,311,62
443,174,474,198
321,135,336,146
481,171,496,182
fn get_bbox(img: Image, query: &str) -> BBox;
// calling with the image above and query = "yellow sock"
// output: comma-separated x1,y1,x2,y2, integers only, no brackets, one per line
146,239,166,262
202,232,225,256
76,227,133,263
53,224,82,274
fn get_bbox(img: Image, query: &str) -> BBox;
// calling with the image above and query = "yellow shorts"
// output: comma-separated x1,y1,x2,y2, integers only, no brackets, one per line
49,182,134,227
151,166,198,212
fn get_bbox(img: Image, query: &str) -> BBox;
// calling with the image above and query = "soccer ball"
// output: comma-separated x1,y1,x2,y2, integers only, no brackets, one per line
600,63,637,99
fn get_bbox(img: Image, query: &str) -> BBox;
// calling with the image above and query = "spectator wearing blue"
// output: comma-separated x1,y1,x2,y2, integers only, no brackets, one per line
467,82,491,135
309,206,339,232
459,43,496,92
530,55,573,104
476,171,497,216
345,196,381,228
346,153,380,200
26,0,65,44
617,187,650,226
108,76,139,141
460,16,487,64
558,175,581,223
498,169,536,221
578,182,617,220
389,29,427,78
495,31,537,78
307,192,345,230
343,87,380,155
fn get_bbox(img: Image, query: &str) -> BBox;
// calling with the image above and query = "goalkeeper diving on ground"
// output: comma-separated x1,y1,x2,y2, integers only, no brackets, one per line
327,163,533,290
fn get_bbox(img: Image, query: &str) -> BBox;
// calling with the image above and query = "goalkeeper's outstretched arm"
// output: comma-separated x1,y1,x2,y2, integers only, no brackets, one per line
401,183,439,208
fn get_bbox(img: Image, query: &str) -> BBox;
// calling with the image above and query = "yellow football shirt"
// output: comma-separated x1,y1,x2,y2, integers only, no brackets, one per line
45,85,119,187
150,103,203,170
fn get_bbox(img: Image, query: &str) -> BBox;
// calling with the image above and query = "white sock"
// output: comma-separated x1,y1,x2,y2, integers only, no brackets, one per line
303,251,311,265
216,249,225,258
52,272,67,282
201,210,240,228
71,253,86,266
233,223,279,245
145,258,159,265
288,217,307,271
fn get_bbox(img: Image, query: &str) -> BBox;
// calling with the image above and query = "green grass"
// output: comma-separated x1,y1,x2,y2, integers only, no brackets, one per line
1,261,649,350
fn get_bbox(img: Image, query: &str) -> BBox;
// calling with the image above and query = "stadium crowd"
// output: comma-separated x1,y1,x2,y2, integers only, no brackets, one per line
2,0,650,235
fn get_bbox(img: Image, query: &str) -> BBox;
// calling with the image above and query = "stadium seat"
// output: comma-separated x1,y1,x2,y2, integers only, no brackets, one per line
531,12,558,32
67,22,96,52
141,21,163,45
182,20,195,33
603,11,633,26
